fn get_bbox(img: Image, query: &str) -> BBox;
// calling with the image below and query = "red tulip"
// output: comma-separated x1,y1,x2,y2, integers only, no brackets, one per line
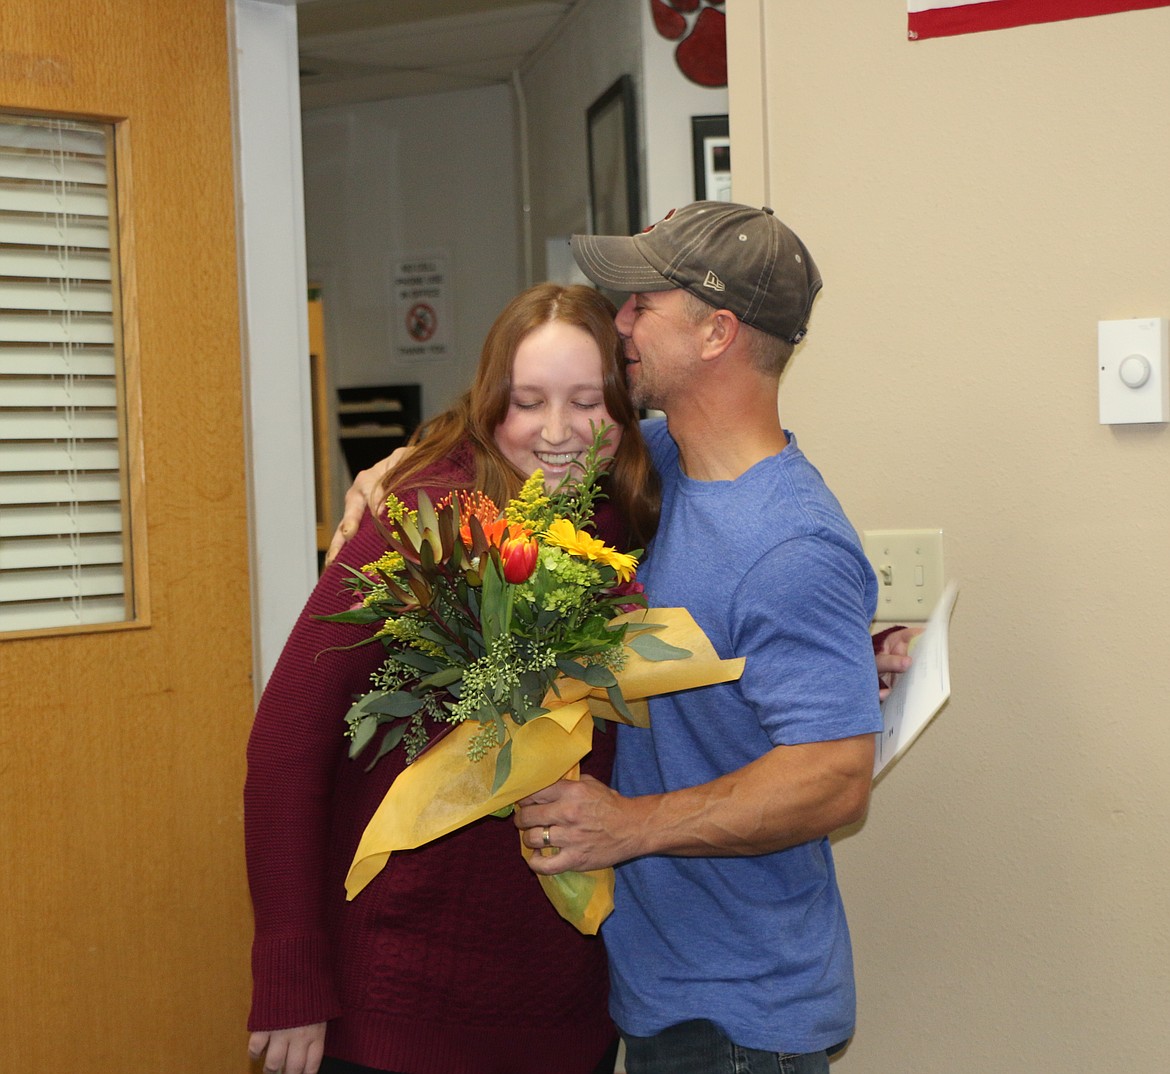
500,532,539,583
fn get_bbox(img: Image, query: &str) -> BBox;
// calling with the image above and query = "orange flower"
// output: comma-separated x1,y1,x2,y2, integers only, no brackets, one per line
450,490,508,548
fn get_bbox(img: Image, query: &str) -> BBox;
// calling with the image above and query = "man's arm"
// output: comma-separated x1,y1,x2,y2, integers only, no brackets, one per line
322,449,406,567
515,732,874,875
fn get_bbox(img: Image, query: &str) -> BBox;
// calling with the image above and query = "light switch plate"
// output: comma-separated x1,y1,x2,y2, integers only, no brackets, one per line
862,529,944,622
1098,317,1169,424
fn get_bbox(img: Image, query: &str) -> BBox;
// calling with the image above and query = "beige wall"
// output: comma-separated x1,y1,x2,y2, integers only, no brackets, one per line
730,4,1170,1070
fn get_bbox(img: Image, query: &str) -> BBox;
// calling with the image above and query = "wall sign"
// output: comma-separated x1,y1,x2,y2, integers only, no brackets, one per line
391,253,452,361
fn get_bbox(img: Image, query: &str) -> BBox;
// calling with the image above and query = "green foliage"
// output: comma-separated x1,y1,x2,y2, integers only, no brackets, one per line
328,424,647,785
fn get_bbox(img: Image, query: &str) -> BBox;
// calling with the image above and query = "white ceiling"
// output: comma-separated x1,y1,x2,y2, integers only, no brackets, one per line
295,0,583,110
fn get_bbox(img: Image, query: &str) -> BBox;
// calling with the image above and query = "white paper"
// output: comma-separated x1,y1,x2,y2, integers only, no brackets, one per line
873,581,959,779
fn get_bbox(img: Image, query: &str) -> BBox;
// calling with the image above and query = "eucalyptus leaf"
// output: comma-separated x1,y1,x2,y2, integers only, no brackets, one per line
535,608,559,630
347,691,387,717
363,691,425,717
510,676,549,723
365,722,408,771
583,664,618,687
417,665,463,689
389,648,442,673
490,738,513,795
556,657,617,688
604,682,635,723
615,620,663,635
348,714,379,757
627,633,692,661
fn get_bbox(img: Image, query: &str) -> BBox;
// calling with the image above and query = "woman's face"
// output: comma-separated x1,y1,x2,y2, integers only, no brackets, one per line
493,319,623,491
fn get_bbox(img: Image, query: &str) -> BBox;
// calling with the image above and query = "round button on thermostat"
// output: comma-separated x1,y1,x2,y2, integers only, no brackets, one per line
1119,353,1152,389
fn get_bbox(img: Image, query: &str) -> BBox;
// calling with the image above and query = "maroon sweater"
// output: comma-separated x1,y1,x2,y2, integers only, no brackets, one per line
245,444,620,1074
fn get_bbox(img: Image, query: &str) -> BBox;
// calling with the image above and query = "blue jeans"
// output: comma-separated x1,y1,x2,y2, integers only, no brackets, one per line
622,1019,836,1074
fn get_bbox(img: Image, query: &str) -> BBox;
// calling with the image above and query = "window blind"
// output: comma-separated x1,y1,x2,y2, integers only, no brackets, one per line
0,116,135,634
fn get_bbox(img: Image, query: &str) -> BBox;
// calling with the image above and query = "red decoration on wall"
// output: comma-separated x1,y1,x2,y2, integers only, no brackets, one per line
674,8,726,87
909,0,1170,39
650,1,727,88
650,0,687,39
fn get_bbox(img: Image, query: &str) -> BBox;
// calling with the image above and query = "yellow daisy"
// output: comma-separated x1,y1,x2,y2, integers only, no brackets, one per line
543,519,637,583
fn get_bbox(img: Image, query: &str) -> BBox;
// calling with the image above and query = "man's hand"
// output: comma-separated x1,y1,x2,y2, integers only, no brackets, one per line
323,449,408,567
248,1023,326,1074
874,626,922,699
515,735,875,874
515,775,639,875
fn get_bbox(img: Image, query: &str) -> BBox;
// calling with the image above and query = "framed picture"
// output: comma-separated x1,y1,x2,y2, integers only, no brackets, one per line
586,75,640,236
691,114,731,201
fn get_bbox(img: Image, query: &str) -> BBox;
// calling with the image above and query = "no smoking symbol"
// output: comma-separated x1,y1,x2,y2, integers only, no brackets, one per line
406,302,437,342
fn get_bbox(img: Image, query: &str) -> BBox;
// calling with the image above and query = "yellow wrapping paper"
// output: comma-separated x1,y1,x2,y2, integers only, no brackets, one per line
345,607,745,933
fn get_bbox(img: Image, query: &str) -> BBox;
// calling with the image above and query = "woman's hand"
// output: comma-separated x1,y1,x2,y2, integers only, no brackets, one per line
248,1023,326,1074
874,626,922,699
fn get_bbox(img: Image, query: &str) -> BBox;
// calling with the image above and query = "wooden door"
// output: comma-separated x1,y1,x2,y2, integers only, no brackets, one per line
0,2,256,1068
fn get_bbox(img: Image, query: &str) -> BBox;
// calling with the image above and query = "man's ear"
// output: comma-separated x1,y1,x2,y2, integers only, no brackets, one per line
700,309,742,361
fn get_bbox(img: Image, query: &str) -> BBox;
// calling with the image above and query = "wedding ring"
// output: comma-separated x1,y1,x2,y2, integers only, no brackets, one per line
541,826,551,848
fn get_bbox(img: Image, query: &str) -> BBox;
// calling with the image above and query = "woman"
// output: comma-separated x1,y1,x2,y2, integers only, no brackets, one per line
245,284,658,1074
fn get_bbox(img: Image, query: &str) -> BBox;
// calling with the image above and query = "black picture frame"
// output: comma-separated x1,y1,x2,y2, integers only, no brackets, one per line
586,76,640,236
691,114,731,201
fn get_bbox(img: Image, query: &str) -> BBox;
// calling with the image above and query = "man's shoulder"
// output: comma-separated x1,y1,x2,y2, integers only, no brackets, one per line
725,446,867,575
771,440,853,521
638,415,676,469
638,414,669,443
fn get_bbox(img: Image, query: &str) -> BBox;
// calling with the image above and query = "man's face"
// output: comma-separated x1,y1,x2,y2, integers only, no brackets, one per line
614,289,704,411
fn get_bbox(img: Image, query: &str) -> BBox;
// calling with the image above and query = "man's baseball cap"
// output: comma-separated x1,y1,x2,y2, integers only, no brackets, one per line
571,201,822,344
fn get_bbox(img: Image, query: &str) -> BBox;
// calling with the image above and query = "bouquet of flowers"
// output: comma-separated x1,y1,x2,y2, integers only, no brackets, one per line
326,427,744,933
329,428,649,788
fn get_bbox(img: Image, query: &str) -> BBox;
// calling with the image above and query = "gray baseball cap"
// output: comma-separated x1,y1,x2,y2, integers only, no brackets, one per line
571,201,822,344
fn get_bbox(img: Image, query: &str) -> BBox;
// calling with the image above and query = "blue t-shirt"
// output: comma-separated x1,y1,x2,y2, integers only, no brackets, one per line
604,419,882,1054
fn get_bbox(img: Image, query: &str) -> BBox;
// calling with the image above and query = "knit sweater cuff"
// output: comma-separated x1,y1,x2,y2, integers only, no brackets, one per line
249,932,343,1031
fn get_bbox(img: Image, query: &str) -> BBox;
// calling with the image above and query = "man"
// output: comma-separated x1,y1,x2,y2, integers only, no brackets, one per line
512,202,883,1074
325,202,911,1073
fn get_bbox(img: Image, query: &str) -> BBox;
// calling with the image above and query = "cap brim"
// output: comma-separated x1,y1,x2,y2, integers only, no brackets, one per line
570,233,675,293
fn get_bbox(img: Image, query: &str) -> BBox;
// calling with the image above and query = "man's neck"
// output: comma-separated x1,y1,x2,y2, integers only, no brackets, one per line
665,387,788,482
